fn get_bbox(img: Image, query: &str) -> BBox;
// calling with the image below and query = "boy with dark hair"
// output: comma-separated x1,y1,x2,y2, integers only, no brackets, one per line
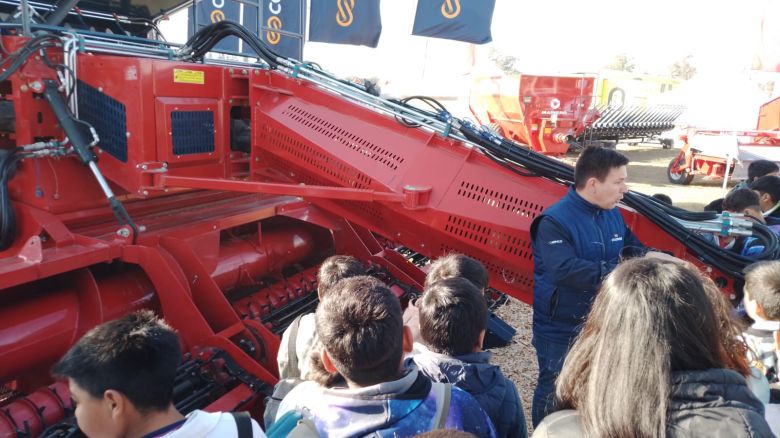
734,160,780,191
424,253,489,289
743,262,780,392
277,255,364,379
405,253,489,342
53,310,265,438
274,276,496,437
717,189,770,256
751,175,780,222
651,193,672,206
412,277,527,438
530,145,643,425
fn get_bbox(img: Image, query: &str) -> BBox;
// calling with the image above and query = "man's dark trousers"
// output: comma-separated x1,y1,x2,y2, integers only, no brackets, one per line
531,335,570,427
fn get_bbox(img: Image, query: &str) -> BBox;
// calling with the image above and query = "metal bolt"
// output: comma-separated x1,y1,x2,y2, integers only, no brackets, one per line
229,68,234,74
162,162,168,168
229,99,233,104
254,157,260,162
29,81,42,92
141,164,148,170
254,70,259,75
20,84,28,92
117,228,130,238
138,225,147,232
98,148,103,154
241,69,247,75
126,132,131,137
98,86,103,92
142,190,149,196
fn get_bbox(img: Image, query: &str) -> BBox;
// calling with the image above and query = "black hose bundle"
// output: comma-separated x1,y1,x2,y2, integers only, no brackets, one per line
0,148,21,251
177,20,282,68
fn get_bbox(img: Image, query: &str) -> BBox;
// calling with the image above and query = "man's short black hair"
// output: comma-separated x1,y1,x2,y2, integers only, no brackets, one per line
419,277,488,356
723,189,761,213
52,310,181,411
424,253,489,290
751,175,780,204
745,261,780,320
574,146,630,189
315,276,403,386
748,160,779,182
317,255,365,297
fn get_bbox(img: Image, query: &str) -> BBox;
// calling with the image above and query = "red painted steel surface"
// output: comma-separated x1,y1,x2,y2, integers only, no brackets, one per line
0,35,747,437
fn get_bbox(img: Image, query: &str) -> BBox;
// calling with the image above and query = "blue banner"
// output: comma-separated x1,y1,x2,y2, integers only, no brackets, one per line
189,0,260,55
260,0,305,60
308,0,382,48
412,0,495,44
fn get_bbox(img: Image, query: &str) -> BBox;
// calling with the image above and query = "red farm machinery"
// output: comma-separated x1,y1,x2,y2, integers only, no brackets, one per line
469,74,683,155
667,96,780,185
0,2,777,437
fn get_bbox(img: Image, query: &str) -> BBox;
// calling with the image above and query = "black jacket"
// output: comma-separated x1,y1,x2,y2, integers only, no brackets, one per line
533,369,774,437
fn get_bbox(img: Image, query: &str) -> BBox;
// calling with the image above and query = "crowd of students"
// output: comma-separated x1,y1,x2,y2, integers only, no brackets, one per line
49,157,780,437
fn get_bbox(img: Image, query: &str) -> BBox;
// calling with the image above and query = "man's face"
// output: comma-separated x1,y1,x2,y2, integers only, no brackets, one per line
589,165,628,209
68,379,124,438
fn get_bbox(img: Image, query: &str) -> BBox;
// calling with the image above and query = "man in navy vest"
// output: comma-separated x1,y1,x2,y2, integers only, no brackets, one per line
530,146,644,426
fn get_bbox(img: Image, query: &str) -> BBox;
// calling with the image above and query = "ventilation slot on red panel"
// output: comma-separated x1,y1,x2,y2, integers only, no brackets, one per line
457,181,544,218
444,215,532,260
264,126,372,189
441,244,533,288
282,104,404,171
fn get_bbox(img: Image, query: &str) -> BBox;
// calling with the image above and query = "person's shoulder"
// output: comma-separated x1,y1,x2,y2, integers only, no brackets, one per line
168,410,266,438
532,410,582,438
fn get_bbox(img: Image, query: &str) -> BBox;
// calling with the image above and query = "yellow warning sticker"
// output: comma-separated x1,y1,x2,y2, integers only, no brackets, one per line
173,69,205,85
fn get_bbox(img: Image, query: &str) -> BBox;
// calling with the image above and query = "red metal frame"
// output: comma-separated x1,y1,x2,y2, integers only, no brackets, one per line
0,35,752,437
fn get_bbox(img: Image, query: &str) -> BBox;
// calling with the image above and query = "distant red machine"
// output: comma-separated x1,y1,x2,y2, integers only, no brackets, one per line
469,74,598,155
0,7,772,438
667,96,780,185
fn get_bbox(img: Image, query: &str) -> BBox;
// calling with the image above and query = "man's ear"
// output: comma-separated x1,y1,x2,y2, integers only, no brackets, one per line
103,389,126,418
586,177,598,193
321,349,339,374
402,326,414,354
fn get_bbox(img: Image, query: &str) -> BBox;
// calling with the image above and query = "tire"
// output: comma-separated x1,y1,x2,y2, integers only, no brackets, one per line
660,138,674,149
667,157,693,184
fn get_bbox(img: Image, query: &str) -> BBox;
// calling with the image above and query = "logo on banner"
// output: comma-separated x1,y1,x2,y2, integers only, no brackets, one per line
336,0,355,27
440,0,460,19
267,16,282,44
266,0,283,45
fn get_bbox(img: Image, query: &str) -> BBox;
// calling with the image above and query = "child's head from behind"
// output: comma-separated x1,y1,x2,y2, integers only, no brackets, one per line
317,255,365,298
424,253,489,290
316,276,410,387
419,277,488,356
52,310,181,438
745,261,780,321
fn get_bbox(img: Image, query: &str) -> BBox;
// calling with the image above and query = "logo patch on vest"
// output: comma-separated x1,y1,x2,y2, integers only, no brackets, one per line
548,240,563,245
611,234,623,242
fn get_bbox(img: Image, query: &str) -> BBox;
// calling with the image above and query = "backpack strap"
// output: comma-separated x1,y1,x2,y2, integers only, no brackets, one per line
431,382,452,430
230,411,253,438
284,314,304,379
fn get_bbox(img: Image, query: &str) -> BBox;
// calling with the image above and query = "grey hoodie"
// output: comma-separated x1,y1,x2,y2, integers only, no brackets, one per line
410,343,528,438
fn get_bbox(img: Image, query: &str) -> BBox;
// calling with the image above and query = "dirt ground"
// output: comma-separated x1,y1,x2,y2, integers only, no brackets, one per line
604,144,731,210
